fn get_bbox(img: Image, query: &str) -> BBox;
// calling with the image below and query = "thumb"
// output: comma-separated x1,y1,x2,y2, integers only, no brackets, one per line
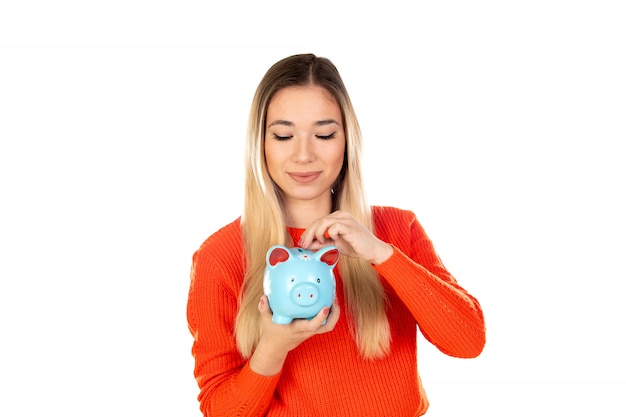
258,295,273,317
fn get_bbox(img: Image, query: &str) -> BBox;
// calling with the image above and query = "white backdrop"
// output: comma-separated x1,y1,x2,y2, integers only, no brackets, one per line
1,1,624,416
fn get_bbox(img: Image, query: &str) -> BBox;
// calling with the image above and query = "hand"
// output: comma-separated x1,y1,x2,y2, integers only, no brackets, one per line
249,295,340,376
299,211,394,265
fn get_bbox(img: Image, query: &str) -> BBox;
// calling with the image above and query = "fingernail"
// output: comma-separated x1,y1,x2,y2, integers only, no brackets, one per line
323,307,330,316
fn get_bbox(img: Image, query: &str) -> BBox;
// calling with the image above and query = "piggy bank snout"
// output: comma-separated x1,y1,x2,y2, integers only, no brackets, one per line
291,283,320,306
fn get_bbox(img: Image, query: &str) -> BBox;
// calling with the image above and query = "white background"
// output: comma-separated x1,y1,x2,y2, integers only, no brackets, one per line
1,0,624,416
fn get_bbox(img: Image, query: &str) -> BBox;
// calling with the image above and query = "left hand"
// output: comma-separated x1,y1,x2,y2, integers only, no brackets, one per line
298,210,394,265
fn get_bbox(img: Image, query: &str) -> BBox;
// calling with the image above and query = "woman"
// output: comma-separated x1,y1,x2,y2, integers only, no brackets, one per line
187,53,486,416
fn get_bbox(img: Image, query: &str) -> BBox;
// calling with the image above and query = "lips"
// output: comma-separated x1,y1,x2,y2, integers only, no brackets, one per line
287,171,322,184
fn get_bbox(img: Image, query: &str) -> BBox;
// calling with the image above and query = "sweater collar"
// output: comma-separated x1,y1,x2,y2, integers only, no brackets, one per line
286,226,305,247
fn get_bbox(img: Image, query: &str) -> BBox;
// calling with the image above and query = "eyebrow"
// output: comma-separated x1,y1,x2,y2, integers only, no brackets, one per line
267,119,340,128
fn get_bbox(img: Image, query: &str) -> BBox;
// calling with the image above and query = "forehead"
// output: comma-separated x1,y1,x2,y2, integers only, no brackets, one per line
267,85,341,124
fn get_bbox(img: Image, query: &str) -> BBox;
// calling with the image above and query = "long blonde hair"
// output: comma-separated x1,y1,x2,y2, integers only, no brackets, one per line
235,54,390,359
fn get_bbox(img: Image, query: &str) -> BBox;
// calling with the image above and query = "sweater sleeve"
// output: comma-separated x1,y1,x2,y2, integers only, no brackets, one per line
187,250,281,416
373,209,486,358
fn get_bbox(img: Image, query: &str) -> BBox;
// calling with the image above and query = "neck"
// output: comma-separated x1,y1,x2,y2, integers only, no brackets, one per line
283,194,333,229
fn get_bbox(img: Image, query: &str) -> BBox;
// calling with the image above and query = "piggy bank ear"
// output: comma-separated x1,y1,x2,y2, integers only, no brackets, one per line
316,246,339,267
266,245,290,267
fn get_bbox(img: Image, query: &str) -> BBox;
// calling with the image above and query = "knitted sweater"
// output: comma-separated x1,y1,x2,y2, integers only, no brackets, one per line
187,206,486,416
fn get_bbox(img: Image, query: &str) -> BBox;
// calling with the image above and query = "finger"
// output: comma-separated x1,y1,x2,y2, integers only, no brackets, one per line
312,222,339,245
300,212,349,248
308,304,332,328
318,299,341,332
303,240,324,251
258,295,273,317
313,222,334,244
300,221,329,248
320,221,347,243
324,223,341,240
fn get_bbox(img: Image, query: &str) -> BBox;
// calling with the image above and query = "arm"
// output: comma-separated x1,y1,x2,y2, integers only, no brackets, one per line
297,208,485,357
373,212,486,358
187,252,280,417
187,250,340,416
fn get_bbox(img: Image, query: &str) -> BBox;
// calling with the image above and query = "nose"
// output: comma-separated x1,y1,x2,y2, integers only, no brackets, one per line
293,137,314,163
291,283,320,306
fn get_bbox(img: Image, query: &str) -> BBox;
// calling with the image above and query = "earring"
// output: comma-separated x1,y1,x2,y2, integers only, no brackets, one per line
330,188,335,195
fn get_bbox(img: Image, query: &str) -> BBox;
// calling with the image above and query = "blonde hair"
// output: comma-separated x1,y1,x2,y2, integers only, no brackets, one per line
236,54,390,359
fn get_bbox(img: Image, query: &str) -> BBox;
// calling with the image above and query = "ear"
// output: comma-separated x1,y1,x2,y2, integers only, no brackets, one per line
316,246,339,267
266,245,290,267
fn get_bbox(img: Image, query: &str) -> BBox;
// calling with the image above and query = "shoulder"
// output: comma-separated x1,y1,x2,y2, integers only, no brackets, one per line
196,218,243,256
371,206,422,248
372,205,418,227
192,218,245,285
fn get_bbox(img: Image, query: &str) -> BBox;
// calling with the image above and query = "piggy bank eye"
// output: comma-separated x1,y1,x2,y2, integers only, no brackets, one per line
290,277,295,282
317,278,321,283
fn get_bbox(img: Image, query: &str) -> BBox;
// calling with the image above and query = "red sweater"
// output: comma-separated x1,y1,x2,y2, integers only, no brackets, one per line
187,206,486,416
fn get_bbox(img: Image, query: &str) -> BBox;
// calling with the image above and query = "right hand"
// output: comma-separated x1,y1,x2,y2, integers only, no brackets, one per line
249,295,340,376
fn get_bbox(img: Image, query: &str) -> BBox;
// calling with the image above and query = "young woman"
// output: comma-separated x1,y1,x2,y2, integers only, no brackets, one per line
187,53,486,416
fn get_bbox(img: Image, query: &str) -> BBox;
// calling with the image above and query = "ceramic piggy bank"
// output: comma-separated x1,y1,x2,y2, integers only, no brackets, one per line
263,245,339,324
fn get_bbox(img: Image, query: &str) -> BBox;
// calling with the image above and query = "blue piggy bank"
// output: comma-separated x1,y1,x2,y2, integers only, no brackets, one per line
263,245,339,324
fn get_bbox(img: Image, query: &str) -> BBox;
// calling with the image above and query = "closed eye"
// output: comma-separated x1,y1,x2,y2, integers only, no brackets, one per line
272,133,293,141
315,132,336,140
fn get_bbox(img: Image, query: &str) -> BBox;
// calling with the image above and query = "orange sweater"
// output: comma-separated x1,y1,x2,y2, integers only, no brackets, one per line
187,206,486,416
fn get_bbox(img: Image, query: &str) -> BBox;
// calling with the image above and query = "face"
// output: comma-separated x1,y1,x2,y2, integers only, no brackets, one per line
264,85,345,211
